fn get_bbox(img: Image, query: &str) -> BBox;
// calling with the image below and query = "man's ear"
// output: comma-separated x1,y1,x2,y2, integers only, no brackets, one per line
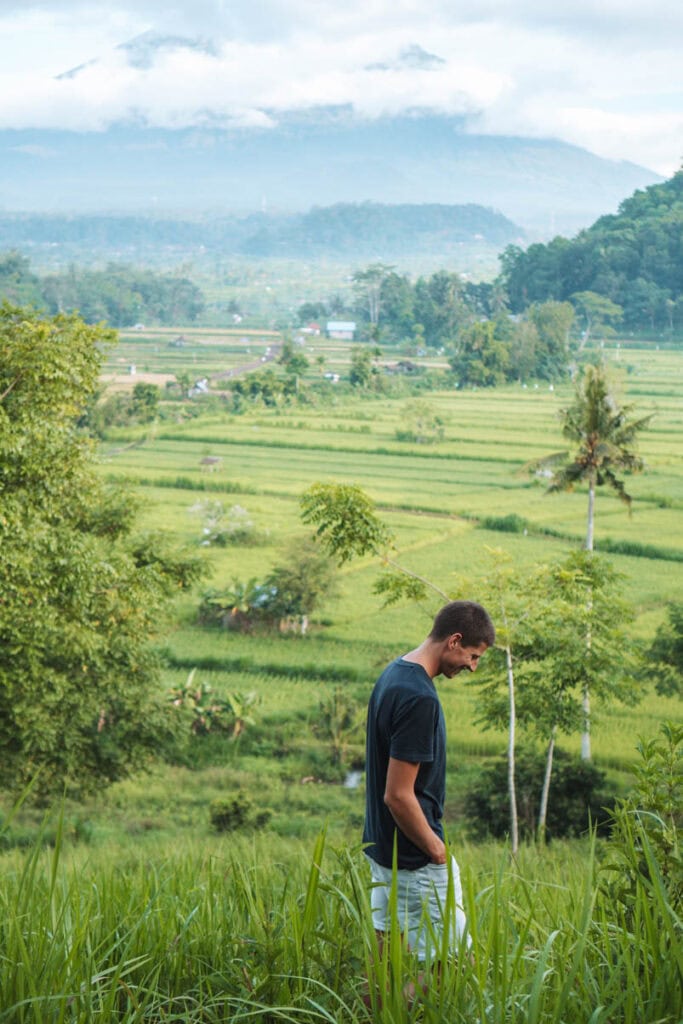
448,632,463,648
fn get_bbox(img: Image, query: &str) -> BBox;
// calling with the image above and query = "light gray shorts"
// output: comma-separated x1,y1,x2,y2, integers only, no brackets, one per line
367,854,470,961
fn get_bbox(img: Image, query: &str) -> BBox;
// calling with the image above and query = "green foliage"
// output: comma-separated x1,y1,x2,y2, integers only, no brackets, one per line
500,168,683,331
168,670,259,738
479,513,529,533
373,568,430,606
261,536,338,628
229,367,286,406
464,748,615,841
0,305,204,800
131,381,161,422
192,500,268,547
450,319,510,386
603,721,682,910
533,362,652,549
0,250,43,307
394,398,445,443
648,602,683,696
571,290,623,343
311,686,364,767
39,262,205,327
348,345,375,387
300,482,394,564
198,537,337,632
209,793,270,832
476,551,643,739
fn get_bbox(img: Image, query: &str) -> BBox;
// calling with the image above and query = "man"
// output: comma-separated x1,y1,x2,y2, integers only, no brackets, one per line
363,600,495,963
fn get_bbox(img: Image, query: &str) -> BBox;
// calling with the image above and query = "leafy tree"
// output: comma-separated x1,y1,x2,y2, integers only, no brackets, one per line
378,271,415,342
352,263,394,338
0,305,203,800
395,399,445,444
300,484,393,566
262,536,338,634
450,320,510,386
230,368,284,406
131,382,161,423
475,550,641,839
414,270,468,348
604,721,682,911
348,346,374,388
570,291,623,349
527,300,574,378
647,603,683,696
0,251,43,307
298,301,328,323
464,748,614,842
532,364,651,758
198,538,337,635
284,352,310,377
537,363,652,553
312,687,364,767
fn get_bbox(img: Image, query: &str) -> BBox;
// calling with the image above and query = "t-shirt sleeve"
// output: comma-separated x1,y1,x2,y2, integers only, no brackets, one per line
389,693,438,763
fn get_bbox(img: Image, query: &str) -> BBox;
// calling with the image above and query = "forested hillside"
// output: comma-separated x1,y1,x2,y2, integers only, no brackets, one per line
240,202,522,256
500,169,683,332
0,253,204,326
0,202,522,264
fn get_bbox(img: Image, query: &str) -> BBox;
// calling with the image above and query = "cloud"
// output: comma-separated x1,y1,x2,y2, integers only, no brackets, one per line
0,1,680,174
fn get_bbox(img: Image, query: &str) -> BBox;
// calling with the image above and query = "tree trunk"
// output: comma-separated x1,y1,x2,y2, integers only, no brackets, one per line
504,641,519,855
581,687,591,760
537,727,556,843
581,474,595,760
585,476,595,552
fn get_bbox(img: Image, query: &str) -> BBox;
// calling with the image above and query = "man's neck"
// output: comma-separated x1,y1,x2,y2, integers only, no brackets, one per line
402,639,441,680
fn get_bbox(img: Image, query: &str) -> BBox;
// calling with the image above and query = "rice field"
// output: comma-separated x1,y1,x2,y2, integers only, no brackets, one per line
1,339,681,1023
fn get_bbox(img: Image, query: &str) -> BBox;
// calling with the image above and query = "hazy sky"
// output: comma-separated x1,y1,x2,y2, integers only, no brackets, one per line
1,0,681,174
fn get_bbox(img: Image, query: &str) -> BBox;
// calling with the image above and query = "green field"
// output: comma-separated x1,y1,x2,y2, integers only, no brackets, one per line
93,339,683,794
1,337,681,1023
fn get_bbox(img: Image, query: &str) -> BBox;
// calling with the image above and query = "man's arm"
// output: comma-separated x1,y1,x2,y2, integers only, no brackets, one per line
384,757,446,864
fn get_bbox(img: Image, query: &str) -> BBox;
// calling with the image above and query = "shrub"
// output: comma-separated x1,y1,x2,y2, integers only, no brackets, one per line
464,748,615,842
479,513,529,533
209,794,270,833
602,721,682,910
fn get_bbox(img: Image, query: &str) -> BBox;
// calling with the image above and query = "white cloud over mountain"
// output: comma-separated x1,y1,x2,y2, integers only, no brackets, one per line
1,1,681,174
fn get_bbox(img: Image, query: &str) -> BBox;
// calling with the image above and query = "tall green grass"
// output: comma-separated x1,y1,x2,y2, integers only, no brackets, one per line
1,819,680,1022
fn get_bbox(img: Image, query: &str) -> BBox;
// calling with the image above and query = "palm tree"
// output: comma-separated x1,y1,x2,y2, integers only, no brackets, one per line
534,362,652,757
548,364,652,550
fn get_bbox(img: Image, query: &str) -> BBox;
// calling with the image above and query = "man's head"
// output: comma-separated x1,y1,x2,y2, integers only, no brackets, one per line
428,600,495,678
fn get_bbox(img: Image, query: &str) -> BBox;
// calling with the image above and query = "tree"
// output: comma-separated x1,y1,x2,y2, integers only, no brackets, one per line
527,301,574,378
532,365,651,758
570,291,623,349
131,382,161,422
449,321,510,387
348,346,374,388
647,603,683,696
395,400,445,444
262,536,338,634
352,263,394,339
539,363,652,554
475,550,641,839
0,305,203,800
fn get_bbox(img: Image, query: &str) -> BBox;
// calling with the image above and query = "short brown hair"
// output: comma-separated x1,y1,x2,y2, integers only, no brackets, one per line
429,600,495,647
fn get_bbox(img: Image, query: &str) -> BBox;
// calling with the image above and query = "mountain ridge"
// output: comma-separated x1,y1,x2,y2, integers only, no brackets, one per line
0,114,662,237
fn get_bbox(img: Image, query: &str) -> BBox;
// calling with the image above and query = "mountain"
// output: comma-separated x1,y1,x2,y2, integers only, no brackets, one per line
0,112,662,237
0,202,523,274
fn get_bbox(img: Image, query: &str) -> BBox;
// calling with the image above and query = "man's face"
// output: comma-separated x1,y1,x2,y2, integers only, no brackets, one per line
440,634,488,678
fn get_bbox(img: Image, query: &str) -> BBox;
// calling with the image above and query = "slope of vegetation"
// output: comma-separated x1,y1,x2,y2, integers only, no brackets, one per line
500,168,683,332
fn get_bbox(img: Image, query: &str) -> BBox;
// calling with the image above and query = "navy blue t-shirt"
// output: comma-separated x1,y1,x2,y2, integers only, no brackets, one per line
363,657,446,869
